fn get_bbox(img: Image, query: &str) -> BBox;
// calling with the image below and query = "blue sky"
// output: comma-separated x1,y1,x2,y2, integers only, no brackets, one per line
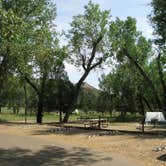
54,0,153,88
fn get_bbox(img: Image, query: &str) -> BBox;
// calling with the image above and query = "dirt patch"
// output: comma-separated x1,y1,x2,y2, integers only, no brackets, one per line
0,124,165,166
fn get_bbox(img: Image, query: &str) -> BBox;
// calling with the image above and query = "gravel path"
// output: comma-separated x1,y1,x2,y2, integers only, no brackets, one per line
0,132,141,166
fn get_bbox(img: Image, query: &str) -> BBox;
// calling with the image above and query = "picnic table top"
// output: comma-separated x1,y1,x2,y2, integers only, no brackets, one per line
88,119,107,121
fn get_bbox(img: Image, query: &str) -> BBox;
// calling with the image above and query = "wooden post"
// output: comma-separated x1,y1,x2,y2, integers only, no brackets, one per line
98,115,101,129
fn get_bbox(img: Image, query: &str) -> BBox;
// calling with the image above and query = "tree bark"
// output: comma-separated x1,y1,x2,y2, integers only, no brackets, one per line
36,73,47,124
143,97,153,112
13,106,16,114
63,89,79,123
24,84,28,124
23,77,42,123
16,107,19,114
36,94,43,124
63,69,91,123
139,95,145,134
23,72,47,124
59,107,63,123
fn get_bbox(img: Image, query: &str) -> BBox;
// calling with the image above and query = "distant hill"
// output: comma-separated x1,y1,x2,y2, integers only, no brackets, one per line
81,82,100,96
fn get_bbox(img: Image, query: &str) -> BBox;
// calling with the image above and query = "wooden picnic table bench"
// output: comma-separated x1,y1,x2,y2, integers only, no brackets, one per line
83,118,109,129
84,120,98,128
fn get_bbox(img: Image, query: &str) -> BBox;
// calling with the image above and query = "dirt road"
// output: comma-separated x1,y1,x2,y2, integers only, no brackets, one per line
0,132,140,166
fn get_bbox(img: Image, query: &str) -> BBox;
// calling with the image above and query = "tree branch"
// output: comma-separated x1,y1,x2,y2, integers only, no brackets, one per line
143,96,153,112
18,69,39,95
24,76,40,95
80,53,87,71
87,35,103,69
90,57,103,70
124,49,162,109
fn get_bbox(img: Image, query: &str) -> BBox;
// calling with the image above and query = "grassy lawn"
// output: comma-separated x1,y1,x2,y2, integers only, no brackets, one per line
0,107,144,124
0,112,55,123
0,107,79,123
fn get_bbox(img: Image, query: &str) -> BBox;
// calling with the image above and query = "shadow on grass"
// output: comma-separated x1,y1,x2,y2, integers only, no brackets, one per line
0,146,112,166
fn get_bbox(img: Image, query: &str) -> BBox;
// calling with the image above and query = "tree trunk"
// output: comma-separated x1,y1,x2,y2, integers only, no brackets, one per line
63,71,90,123
24,84,28,124
13,106,16,114
143,97,153,112
36,94,43,124
59,107,63,123
139,95,145,134
16,107,20,114
63,101,76,123
63,89,80,123
23,72,47,124
109,110,112,117
163,88,166,118
0,107,1,114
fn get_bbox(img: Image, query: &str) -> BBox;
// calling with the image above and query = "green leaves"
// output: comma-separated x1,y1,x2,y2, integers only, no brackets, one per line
67,0,111,70
150,0,166,46
109,17,151,64
0,0,65,80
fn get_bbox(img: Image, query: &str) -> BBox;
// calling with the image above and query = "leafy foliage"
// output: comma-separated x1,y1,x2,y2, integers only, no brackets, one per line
150,0,166,45
67,0,111,70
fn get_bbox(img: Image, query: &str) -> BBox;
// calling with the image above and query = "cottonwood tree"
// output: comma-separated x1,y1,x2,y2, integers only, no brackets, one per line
63,1,111,122
150,0,166,45
150,0,166,117
0,0,67,123
0,0,38,117
20,31,66,124
0,0,44,89
108,17,164,114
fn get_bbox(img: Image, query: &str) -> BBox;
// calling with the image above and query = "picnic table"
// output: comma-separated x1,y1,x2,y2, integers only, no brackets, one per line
84,117,108,129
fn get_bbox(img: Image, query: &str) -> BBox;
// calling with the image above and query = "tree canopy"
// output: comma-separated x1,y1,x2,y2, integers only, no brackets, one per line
0,0,165,123
150,0,166,45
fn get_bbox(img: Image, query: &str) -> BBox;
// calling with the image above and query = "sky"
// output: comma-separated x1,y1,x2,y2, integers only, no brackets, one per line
54,0,153,88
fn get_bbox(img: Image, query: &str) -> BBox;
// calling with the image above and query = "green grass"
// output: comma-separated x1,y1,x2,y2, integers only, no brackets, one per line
0,112,42,122
0,107,80,123
0,107,58,122
0,112,80,123
0,107,143,123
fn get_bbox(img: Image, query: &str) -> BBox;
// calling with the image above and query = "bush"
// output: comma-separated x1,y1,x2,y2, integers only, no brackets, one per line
109,113,143,122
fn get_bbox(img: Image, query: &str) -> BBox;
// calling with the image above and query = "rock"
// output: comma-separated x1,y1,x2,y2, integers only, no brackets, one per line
154,146,166,152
